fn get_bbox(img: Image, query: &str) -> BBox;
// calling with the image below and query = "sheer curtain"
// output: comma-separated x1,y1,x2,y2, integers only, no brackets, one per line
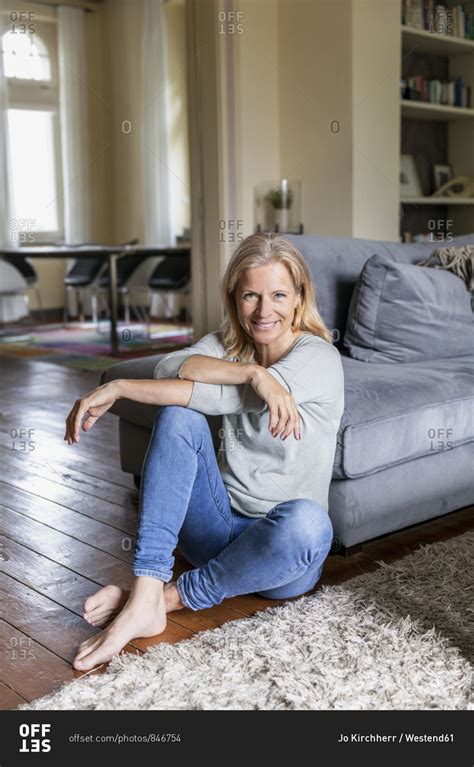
0,15,29,323
137,0,176,318
141,0,172,246
58,5,91,318
58,5,91,244
0,14,11,248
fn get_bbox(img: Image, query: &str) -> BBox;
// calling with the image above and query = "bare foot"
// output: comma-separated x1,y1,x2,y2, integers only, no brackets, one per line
83,581,184,628
83,585,128,627
73,577,167,672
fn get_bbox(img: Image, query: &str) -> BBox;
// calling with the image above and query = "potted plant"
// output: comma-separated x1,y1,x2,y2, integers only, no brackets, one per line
265,181,293,232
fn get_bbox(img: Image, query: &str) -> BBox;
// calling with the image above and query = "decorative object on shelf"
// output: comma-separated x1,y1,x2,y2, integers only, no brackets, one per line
254,179,303,234
433,163,452,191
432,175,474,198
400,155,422,197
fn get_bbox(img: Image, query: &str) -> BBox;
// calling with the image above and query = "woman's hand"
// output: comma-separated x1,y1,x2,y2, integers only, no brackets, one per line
64,381,121,445
248,366,301,441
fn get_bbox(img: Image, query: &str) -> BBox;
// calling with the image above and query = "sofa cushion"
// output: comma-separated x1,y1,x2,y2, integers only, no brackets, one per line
285,233,474,346
343,253,473,363
333,353,474,479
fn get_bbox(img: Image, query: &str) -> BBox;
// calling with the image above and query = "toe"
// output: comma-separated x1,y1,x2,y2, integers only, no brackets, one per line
83,584,122,615
89,613,113,627
83,595,102,615
84,609,106,622
74,643,100,669
76,634,100,655
74,640,120,671
87,607,117,625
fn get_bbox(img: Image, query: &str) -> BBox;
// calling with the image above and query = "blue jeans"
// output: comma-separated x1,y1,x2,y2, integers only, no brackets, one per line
133,406,334,611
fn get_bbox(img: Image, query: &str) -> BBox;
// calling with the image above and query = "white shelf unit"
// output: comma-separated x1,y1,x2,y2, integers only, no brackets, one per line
400,24,474,236
401,24,474,55
401,196,474,205
401,99,474,120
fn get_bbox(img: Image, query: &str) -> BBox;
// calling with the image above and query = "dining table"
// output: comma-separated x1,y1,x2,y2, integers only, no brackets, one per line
1,243,191,354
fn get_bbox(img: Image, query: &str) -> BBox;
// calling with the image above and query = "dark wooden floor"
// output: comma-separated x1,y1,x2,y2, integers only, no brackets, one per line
0,354,472,709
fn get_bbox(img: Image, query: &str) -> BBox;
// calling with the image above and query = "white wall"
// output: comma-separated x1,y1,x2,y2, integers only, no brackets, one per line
98,0,190,245
278,0,353,237
352,0,400,241
233,0,281,236
166,0,191,240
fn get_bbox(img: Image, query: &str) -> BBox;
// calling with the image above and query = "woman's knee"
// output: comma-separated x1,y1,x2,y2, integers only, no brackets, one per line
154,404,207,432
270,498,334,553
257,561,324,601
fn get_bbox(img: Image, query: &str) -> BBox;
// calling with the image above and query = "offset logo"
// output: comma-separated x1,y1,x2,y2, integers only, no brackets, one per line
19,724,52,753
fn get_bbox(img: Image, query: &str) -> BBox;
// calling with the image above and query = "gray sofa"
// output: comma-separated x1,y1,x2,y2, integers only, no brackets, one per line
102,233,474,552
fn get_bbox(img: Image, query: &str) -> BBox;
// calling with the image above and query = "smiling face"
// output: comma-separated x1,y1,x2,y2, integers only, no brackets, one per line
235,260,300,349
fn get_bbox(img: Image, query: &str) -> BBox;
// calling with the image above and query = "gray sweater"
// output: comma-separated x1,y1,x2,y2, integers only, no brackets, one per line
153,330,344,518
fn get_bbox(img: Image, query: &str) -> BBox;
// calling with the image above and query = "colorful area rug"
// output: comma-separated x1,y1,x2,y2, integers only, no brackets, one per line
0,321,194,371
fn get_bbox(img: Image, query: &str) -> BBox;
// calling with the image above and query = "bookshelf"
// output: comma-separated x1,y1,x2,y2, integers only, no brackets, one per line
401,99,474,119
401,24,474,54
400,196,474,204
400,18,474,240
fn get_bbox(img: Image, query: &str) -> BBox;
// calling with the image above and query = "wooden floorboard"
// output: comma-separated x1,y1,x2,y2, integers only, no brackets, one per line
0,445,138,508
0,680,28,709
0,505,135,589
0,486,136,562
0,353,472,708
0,436,137,489
0,463,138,533
0,621,76,703
0,414,125,468
1,572,114,664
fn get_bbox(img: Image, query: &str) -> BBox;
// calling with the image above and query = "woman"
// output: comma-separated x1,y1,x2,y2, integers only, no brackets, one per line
65,232,344,672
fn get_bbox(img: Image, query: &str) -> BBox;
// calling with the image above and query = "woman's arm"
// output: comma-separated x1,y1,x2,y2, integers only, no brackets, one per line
65,360,259,445
115,378,194,406
153,331,234,381
65,365,302,445
177,355,257,385
65,378,193,445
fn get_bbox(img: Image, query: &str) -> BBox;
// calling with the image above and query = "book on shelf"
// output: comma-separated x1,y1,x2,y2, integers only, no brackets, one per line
402,0,474,39
403,0,424,29
402,75,471,108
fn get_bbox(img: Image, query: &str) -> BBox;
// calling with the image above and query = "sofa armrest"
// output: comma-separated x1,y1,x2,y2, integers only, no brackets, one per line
100,352,223,462
100,354,169,427
100,353,167,386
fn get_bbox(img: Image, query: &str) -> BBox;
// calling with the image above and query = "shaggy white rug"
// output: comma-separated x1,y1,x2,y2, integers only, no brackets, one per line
19,532,473,710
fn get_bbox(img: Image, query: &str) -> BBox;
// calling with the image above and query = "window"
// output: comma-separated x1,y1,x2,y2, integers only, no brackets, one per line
3,29,51,81
7,109,59,232
2,26,63,243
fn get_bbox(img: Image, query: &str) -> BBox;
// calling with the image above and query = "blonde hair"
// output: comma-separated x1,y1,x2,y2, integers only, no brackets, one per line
219,232,332,362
